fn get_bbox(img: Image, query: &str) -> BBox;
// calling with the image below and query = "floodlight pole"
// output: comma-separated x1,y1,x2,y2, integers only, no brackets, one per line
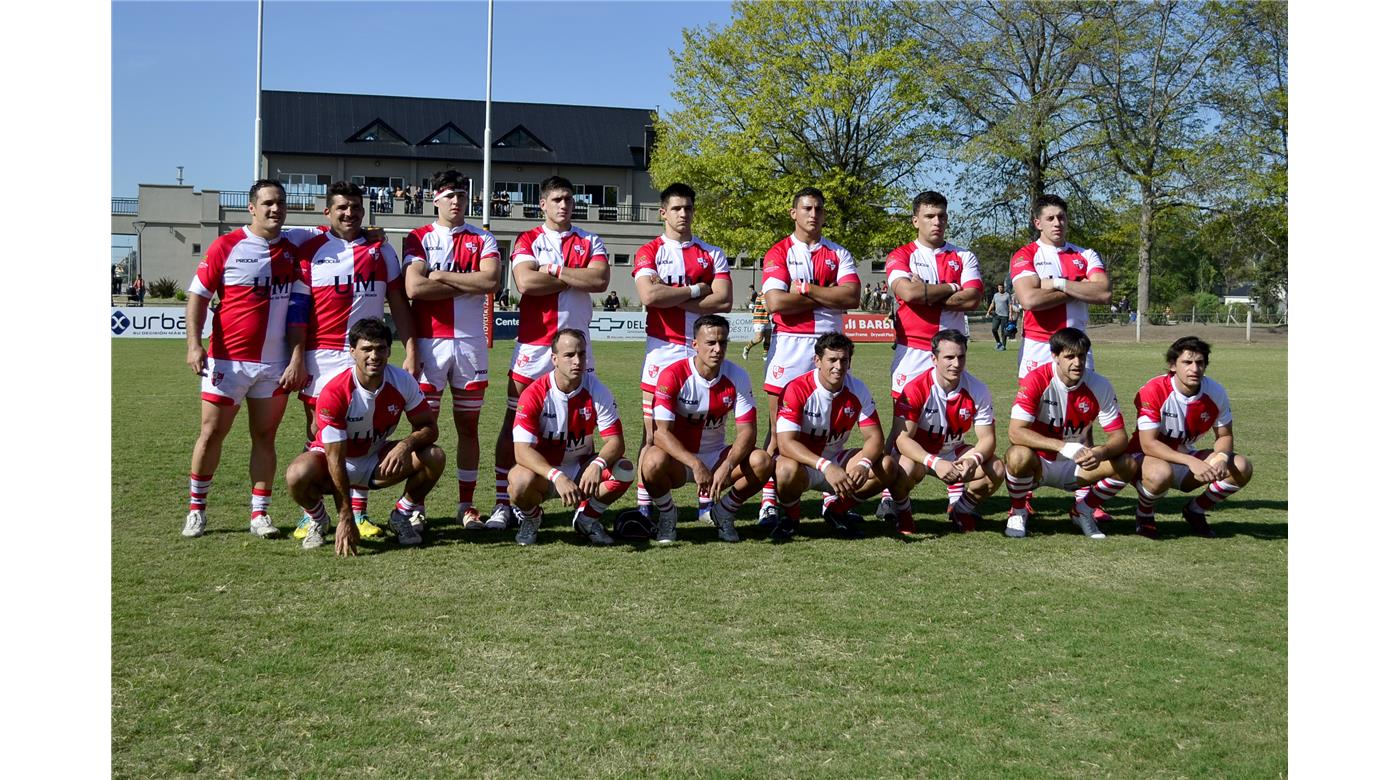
253,0,265,182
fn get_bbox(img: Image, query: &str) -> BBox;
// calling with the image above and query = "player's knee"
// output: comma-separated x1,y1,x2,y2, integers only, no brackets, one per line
639,447,667,482
1005,445,1034,473
748,448,774,479
877,454,897,484
420,445,447,475
774,455,800,483
1232,454,1254,484
506,466,538,503
985,458,1007,487
1111,454,1138,481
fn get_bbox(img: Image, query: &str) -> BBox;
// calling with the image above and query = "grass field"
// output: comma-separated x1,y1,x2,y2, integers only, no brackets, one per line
112,335,1286,778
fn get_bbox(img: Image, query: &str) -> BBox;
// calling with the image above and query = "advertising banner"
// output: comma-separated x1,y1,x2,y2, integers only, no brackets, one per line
110,307,212,339
842,313,895,342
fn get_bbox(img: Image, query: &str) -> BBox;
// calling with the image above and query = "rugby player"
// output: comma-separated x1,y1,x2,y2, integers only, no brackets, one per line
631,183,732,517
757,187,861,526
639,315,773,543
508,329,633,546
491,177,610,531
1004,327,1136,539
1088,336,1254,538
882,330,1004,535
290,180,416,541
402,169,501,531
770,334,895,541
182,179,305,539
284,318,444,554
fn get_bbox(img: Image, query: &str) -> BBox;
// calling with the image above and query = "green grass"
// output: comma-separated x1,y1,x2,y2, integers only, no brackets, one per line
113,337,1286,778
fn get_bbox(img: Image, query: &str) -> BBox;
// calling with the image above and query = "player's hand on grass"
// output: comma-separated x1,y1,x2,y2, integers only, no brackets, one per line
335,514,359,557
187,343,207,376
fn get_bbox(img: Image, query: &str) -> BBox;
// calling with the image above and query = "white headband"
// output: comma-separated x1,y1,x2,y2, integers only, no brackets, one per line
433,187,467,202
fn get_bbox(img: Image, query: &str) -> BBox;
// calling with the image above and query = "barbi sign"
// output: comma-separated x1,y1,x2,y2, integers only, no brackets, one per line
110,307,213,339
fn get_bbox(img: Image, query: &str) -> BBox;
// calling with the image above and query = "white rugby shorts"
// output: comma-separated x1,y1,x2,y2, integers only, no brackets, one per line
889,343,934,399
763,333,818,395
200,358,290,406
640,338,693,393
416,336,490,392
1018,338,1095,379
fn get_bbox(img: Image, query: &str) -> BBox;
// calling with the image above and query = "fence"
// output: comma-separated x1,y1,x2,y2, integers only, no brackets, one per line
112,197,138,215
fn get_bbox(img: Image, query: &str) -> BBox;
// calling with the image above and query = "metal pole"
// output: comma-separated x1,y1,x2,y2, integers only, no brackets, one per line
482,0,496,236
1246,309,1252,343
1135,309,1141,342
253,0,264,182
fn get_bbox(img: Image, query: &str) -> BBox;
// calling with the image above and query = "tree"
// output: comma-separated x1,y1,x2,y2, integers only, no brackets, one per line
895,1,1114,234
1086,0,1251,315
649,0,940,261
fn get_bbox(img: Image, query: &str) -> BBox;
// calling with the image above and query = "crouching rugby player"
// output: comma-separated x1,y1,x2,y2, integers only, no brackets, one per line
1004,327,1136,539
883,329,1004,535
509,329,634,546
770,333,895,541
1087,336,1254,538
640,314,773,543
285,318,445,555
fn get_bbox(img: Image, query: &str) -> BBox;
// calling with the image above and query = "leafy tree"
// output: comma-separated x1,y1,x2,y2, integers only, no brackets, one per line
895,0,1115,233
650,0,940,261
1086,0,1251,315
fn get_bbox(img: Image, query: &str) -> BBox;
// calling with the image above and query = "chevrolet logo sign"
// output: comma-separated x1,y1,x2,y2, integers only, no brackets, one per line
592,317,627,332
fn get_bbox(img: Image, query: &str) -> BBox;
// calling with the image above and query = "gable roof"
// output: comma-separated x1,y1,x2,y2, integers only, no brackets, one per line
261,90,653,169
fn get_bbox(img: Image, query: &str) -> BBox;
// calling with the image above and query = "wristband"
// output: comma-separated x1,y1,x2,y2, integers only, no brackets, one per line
856,457,873,471
796,280,810,295
689,284,704,300
1052,277,1067,292
590,456,607,472
924,454,943,470
948,282,961,293
815,457,832,473
547,468,564,483
1059,442,1085,458
547,264,562,278
962,451,984,465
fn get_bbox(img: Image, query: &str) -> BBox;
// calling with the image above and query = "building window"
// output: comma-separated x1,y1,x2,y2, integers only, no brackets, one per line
492,125,551,152
613,254,629,266
575,184,618,207
497,181,540,204
421,123,476,146
192,243,201,256
277,173,331,195
348,119,408,144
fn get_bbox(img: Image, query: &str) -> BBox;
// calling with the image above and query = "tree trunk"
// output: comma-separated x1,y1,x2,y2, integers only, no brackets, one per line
1136,186,1154,317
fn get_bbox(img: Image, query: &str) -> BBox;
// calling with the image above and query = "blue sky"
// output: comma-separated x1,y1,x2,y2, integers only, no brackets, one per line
112,0,735,196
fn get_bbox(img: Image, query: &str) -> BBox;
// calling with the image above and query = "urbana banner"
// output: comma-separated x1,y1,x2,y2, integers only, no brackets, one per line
110,307,212,339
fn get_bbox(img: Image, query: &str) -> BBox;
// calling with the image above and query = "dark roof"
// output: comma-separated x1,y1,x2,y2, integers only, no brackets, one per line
261,90,653,169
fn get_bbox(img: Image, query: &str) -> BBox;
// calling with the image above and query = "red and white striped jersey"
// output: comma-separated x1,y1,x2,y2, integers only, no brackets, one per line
775,370,880,458
511,225,608,346
1009,239,1106,342
633,235,731,343
1011,363,1125,460
296,232,403,351
1129,373,1232,454
313,364,429,458
760,235,860,335
189,226,302,363
651,357,757,454
402,222,500,340
885,241,984,347
512,372,623,467
893,369,995,456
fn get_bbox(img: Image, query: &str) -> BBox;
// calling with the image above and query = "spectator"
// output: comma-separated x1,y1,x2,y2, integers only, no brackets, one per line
747,284,759,307
132,275,146,307
862,283,873,310
602,291,620,311
986,282,1012,351
495,287,511,310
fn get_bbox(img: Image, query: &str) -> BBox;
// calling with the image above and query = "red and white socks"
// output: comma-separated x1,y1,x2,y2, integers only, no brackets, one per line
250,487,272,521
189,473,212,512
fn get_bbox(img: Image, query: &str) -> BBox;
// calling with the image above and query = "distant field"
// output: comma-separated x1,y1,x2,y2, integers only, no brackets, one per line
112,336,1286,777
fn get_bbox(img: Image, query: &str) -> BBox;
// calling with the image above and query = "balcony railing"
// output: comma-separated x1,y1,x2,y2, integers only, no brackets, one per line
118,191,661,224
